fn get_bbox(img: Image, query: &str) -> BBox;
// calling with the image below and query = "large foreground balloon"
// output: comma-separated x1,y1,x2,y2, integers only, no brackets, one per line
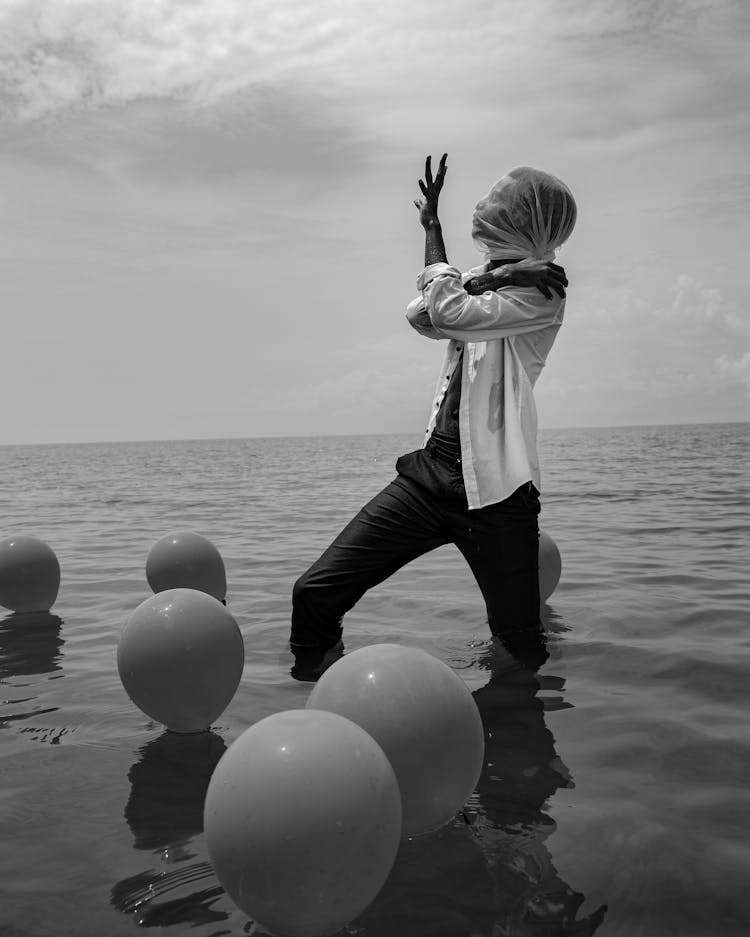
117,589,244,733
204,709,402,937
307,644,485,838
0,535,60,612
146,532,227,602
539,529,562,602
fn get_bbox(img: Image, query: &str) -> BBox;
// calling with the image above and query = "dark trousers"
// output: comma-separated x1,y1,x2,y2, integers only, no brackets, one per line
290,441,541,655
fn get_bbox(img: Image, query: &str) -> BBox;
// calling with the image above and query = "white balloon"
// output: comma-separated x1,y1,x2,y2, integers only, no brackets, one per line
117,589,244,733
146,531,227,601
0,535,60,612
308,644,485,838
539,529,562,602
204,709,402,937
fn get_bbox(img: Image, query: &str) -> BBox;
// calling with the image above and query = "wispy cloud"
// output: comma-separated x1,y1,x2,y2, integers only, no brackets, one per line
537,272,750,420
715,351,750,393
3,0,748,190
1,0,748,441
1,87,370,183
0,0,364,120
3,1,746,122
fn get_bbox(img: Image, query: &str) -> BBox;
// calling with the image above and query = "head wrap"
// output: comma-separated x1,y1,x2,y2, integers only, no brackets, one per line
471,166,577,262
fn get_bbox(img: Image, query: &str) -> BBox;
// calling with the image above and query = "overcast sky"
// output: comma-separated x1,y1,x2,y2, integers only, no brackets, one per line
1,0,748,444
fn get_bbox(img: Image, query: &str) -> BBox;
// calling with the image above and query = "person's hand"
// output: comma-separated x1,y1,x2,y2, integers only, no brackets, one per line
510,259,568,298
465,259,568,299
414,153,447,229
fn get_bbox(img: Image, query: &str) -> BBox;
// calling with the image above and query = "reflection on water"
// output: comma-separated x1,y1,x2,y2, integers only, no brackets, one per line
111,634,608,935
472,634,607,935
111,865,226,929
0,611,64,679
357,632,607,936
124,729,226,855
112,730,228,927
0,612,64,736
1,427,747,934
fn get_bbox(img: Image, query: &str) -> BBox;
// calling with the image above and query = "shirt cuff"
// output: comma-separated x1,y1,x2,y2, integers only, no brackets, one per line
417,262,462,291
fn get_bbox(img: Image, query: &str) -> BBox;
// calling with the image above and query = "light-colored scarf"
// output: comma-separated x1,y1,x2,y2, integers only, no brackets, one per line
471,166,577,262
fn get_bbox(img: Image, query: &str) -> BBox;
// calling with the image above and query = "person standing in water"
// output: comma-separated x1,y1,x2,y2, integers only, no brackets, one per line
289,154,577,680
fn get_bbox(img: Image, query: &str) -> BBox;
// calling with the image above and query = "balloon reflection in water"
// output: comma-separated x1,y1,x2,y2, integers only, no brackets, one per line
124,729,227,855
111,730,229,929
0,611,65,742
0,611,64,679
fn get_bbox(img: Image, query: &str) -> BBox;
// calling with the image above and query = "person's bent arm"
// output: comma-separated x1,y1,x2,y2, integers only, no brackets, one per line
407,260,567,340
406,295,443,339
419,263,565,342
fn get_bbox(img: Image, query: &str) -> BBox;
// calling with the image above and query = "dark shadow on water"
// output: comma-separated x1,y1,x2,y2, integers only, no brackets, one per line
0,612,64,733
472,632,607,934
0,611,64,679
357,630,607,936
123,729,227,854
111,729,229,928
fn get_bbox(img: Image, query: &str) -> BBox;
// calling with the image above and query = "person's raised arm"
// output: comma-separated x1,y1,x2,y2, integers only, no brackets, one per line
404,153,449,339
410,154,569,342
414,153,449,267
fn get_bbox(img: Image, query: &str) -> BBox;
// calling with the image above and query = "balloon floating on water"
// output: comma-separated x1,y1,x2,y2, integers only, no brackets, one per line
146,532,227,602
204,708,402,937
307,643,485,838
117,588,244,733
0,535,60,613
539,529,562,602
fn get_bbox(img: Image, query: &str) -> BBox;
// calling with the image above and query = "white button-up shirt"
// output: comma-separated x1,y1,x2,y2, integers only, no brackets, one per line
406,261,565,510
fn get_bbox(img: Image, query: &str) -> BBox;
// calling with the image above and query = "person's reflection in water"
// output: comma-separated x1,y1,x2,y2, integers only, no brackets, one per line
472,630,608,935
0,611,64,679
111,730,229,928
358,631,606,936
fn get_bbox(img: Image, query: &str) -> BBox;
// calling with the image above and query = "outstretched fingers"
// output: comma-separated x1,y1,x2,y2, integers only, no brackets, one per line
435,152,448,188
419,153,448,203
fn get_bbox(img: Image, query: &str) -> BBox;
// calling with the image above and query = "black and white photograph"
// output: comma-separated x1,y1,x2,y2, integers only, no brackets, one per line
0,2,748,935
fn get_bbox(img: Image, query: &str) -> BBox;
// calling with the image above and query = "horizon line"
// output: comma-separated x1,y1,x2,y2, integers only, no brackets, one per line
0,418,747,449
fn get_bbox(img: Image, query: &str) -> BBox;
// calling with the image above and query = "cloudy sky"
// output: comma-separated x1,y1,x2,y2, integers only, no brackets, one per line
1,0,748,444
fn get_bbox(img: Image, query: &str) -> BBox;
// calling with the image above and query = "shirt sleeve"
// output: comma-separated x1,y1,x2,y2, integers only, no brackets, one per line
405,294,444,340
417,262,564,342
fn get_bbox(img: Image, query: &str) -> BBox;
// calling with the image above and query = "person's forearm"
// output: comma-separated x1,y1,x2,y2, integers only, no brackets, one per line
464,267,514,295
424,220,448,266
422,270,564,341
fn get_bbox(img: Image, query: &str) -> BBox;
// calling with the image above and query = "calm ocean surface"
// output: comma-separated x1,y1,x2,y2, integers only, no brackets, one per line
1,422,748,937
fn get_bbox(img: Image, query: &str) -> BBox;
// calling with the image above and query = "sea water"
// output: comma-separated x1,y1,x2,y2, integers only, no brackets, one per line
0,422,748,936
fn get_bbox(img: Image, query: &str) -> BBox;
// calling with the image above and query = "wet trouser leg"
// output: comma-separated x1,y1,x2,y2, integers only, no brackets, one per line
290,443,541,674
449,487,541,636
290,475,448,659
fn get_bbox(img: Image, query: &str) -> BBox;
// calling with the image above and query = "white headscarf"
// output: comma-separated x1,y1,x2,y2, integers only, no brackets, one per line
472,166,577,262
